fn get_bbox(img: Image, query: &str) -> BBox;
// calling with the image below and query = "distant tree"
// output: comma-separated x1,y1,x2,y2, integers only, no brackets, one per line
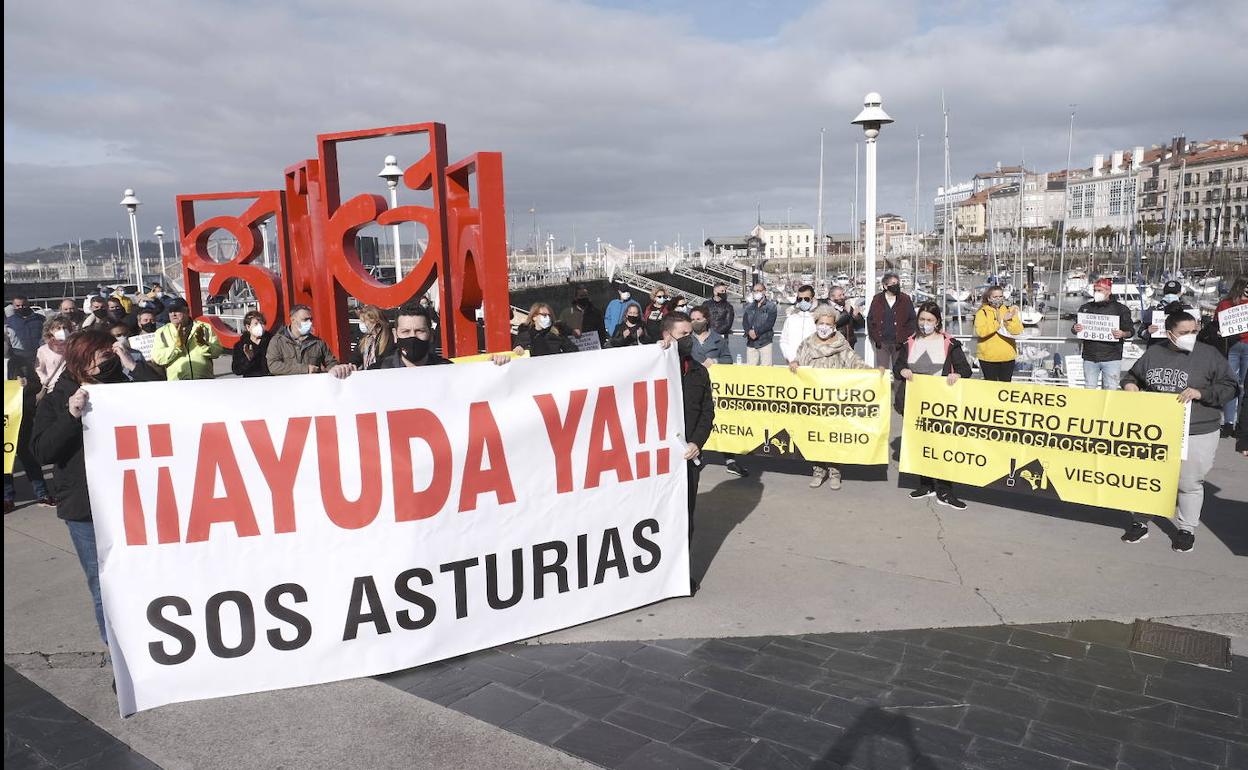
1094,225,1117,247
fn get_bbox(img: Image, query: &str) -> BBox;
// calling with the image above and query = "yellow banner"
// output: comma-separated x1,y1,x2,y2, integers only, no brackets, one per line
899,375,1184,517
704,366,891,464
4,380,22,474
450,350,529,364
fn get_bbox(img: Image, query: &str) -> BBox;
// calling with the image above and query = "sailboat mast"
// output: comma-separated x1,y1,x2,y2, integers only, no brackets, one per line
944,97,963,328
1056,107,1075,321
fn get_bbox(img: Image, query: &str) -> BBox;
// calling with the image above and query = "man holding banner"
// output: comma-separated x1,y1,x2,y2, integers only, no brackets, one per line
1120,311,1238,552
1072,278,1134,390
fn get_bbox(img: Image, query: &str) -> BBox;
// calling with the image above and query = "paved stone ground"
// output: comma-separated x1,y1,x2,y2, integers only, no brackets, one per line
377,620,1248,770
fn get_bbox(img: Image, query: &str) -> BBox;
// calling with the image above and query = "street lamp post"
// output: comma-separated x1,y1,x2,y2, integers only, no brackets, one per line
378,155,403,281
120,189,144,289
851,93,894,366
154,225,167,285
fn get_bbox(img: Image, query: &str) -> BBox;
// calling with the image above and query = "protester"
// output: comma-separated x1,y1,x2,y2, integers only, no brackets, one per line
603,283,640,337
689,305,747,478
1137,280,1194,349
376,304,452,367
641,289,672,343
558,286,605,344
895,302,972,510
742,282,778,365
266,304,353,377
56,298,86,327
660,311,713,595
36,316,75,393
32,328,161,642
707,283,735,341
81,297,108,328
232,311,273,377
351,305,394,370
418,295,440,330
132,308,160,335
512,302,577,356
1214,276,1248,437
1120,311,1237,552
108,322,146,366
779,284,820,364
3,342,53,512
867,273,916,369
1071,278,1134,389
974,286,1024,382
109,288,134,314
672,297,691,315
104,296,131,328
135,283,166,319
826,285,860,349
4,296,45,362
789,308,872,490
151,299,222,380
608,305,650,347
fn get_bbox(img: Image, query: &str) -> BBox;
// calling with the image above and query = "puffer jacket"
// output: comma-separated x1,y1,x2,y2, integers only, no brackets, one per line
795,331,871,370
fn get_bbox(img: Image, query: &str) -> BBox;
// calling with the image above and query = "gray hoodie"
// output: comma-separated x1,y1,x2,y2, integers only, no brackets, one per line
1121,340,1238,435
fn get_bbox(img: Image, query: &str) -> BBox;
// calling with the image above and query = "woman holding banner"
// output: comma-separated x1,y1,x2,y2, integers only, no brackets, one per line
894,302,973,510
31,328,161,643
789,307,872,490
973,286,1023,382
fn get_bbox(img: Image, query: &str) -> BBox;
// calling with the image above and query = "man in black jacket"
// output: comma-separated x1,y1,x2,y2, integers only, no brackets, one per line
1072,278,1135,389
661,311,714,595
706,283,735,340
375,304,452,368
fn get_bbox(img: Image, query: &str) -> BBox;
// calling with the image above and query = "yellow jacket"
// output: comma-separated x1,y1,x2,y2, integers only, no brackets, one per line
150,320,222,380
973,304,1024,362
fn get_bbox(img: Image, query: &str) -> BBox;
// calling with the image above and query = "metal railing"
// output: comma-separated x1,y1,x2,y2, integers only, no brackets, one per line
672,265,745,297
613,268,707,305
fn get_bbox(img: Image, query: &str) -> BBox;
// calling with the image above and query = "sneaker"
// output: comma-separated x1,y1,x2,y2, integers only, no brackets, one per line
809,466,828,488
1172,530,1195,553
36,496,57,507
909,487,935,500
1121,523,1149,543
724,459,748,477
1221,424,1234,438
936,492,967,510
826,473,842,491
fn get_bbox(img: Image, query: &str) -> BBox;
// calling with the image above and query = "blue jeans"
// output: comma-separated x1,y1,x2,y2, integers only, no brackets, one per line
65,520,107,644
1083,359,1122,390
1225,341,1248,426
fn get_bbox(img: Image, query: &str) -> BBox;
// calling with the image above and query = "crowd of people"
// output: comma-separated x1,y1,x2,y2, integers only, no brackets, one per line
2,274,1246,636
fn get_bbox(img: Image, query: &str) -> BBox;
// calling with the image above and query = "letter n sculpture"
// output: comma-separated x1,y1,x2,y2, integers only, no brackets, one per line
176,123,510,358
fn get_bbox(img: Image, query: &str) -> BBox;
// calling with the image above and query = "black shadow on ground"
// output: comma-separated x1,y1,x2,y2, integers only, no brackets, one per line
1198,482,1248,557
691,474,764,584
821,707,940,769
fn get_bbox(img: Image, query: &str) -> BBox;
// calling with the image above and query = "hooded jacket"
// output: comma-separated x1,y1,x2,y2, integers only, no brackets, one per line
1121,339,1237,436
603,297,640,337
794,330,870,370
1072,295,1134,362
150,319,223,380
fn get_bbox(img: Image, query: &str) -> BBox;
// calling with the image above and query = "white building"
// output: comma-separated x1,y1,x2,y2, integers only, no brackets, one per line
1066,150,1141,245
985,172,1064,237
933,181,973,235
751,222,815,259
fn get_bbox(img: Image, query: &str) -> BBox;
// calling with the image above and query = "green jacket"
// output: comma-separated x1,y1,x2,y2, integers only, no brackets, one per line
150,320,222,380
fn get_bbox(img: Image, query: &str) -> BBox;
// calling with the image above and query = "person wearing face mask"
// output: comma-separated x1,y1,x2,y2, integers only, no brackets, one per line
867,273,916,369
1137,280,1196,349
689,305,747,477
4,336,54,512
789,308,873,490
609,305,650,347
150,299,223,380
4,296,46,363
641,289,673,344
81,297,108,329
266,304,353,377
558,286,606,345
104,297,131,329
660,311,714,595
895,302,972,510
973,286,1024,382
349,305,394,370
36,316,76,394
376,304,454,367
139,283,166,319
603,282,640,337
31,328,160,643
1120,312,1237,552
1213,276,1248,437
742,283,778,365
56,298,86,327
512,302,578,356
825,286,861,350
780,284,822,364
707,283,735,340
231,310,273,377
108,322,146,369
1071,278,1134,389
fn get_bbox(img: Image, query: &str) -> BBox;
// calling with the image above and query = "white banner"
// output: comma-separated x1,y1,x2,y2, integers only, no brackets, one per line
571,333,602,352
1218,303,1248,337
1076,312,1118,342
1150,309,1200,338
83,346,688,715
128,332,157,358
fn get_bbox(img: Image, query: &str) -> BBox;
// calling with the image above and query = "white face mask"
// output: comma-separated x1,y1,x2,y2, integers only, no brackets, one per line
154,291,163,298
1171,332,1197,352
919,323,936,336
655,296,668,305
815,324,834,339
358,320,370,334
1163,294,1179,304
619,291,630,301
297,319,313,336
534,315,552,330
1093,292,1108,303
249,324,264,337
114,335,128,345
797,299,813,311
52,329,68,342
753,291,765,302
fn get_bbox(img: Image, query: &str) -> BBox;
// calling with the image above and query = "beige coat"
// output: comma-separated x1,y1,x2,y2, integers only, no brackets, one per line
794,331,870,369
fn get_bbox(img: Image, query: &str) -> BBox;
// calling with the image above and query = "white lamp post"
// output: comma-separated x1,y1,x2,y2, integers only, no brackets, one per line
628,239,634,266
120,189,144,289
851,93,894,366
378,155,403,280
259,220,271,269
154,225,167,284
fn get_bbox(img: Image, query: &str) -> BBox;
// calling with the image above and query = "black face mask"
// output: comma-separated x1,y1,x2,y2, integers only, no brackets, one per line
625,316,639,326
16,306,32,317
575,298,590,308
714,293,726,301
139,322,159,333
886,284,901,295
398,336,431,363
94,355,127,384
676,335,694,359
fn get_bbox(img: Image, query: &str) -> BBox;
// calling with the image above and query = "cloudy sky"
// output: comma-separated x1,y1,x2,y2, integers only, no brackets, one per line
4,0,1246,254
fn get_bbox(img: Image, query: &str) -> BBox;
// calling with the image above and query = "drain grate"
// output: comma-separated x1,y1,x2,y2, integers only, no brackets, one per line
1129,620,1232,670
